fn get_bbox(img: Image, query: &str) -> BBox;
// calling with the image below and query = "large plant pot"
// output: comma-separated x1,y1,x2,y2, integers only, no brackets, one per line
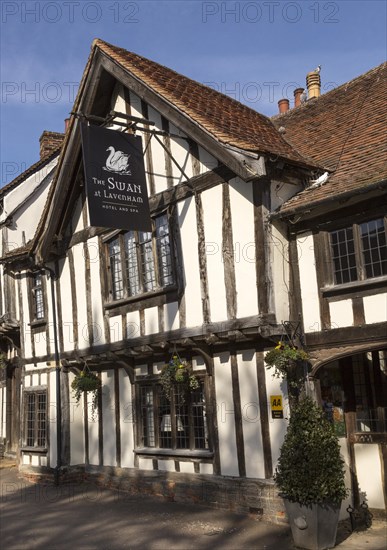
284,498,340,550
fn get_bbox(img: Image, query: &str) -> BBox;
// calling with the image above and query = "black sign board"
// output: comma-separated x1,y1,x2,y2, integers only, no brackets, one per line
80,123,151,231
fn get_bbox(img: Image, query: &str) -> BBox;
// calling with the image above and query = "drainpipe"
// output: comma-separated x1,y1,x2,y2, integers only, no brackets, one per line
44,265,61,485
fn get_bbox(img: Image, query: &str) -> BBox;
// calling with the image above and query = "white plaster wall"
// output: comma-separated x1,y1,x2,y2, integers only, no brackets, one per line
33,332,46,358
148,106,169,193
229,178,257,319
329,299,353,328
264,351,289,470
338,438,353,520
58,257,74,352
169,122,193,184
158,460,175,472
119,369,134,468
69,371,85,465
200,463,214,475
214,352,239,477
126,310,141,340
201,185,227,322
363,294,387,324
88,236,105,346
198,146,218,173
48,371,57,467
87,405,100,466
354,444,385,509
179,461,195,473
297,234,321,332
178,196,203,327
109,315,122,343
72,243,88,349
270,181,301,211
271,223,290,323
138,457,153,470
238,350,265,479
102,371,116,466
144,306,159,335
72,196,85,234
164,301,179,331
20,275,32,358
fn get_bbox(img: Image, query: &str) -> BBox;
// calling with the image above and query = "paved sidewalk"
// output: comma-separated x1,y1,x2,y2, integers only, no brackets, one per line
1,459,386,549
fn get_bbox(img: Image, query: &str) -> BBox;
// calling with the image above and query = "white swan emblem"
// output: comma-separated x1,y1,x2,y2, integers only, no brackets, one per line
103,146,131,174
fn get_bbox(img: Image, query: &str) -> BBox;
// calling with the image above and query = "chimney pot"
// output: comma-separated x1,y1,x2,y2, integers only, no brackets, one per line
278,98,290,114
294,87,305,108
306,71,321,99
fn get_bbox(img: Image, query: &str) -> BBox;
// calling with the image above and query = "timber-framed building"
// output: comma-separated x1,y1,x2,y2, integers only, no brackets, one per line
0,40,386,520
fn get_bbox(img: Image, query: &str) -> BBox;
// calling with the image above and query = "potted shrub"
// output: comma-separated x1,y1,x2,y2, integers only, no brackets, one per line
274,395,348,550
160,355,199,402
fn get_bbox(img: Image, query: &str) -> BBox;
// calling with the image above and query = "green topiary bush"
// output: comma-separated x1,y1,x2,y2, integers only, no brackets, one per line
274,396,348,506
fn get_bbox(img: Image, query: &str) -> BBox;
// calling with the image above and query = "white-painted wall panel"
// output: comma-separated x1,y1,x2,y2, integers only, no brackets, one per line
363,294,387,324
144,306,159,335
119,370,134,468
102,371,116,466
147,106,169,193
59,257,75,353
178,196,203,327
264,351,289,470
354,444,385,509
229,178,257,319
88,237,106,346
69,371,85,465
271,223,290,323
87,406,100,466
298,234,321,332
72,243,88,350
201,185,227,322
126,310,141,339
238,350,265,479
198,146,218,173
164,301,179,331
214,352,239,477
169,123,193,184
72,196,84,234
109,315,122,343
49,371,57,468
20,275,32,359
33,332,46,358
329,299,353,328
0,387,6,438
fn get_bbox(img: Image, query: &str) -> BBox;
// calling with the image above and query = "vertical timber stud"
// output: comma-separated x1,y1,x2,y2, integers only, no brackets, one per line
231,351,246,477
161,117,174,189
114,367,121,468
289,237,303,328
68,249,79,350
141,101,155,196
84,242,94,347
313,232,331,330
256,351,273,478
98,373,103,466
222,183,237,319
195,192,211,324
253,177,272,315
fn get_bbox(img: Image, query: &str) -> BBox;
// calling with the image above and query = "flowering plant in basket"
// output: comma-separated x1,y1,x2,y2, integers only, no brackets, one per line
160,355,199,402
71,367,100,416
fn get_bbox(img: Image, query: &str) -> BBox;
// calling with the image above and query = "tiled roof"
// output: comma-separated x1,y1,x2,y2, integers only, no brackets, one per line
272,62,387,216
94,39,312,167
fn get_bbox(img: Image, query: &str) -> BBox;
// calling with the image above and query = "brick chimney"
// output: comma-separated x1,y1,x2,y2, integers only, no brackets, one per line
306,71,321,99
294,87,305,108
39,131,65,158
278,98,290,114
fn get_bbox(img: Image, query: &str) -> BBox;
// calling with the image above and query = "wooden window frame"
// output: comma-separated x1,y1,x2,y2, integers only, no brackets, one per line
28,271,47,326
22,388,48,450
326,215,387,288
135,377,211,454
104,213,176,304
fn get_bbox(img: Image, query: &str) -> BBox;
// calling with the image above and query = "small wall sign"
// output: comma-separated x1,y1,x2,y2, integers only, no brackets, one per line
270,395,284,419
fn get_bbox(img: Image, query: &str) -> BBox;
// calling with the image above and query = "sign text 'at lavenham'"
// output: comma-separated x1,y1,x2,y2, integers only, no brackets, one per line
81,123,151,231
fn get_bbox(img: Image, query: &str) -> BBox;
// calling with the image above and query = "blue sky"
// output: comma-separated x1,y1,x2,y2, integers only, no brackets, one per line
1,0,386,187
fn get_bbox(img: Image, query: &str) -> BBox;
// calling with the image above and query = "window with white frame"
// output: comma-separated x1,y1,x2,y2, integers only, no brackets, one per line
24,390,47,448
329,217,387,285
107,213,174,301
139,383,209,451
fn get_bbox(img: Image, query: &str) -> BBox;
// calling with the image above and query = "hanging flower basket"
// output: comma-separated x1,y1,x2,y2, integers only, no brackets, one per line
265,343,310,392
160,355,199,402
71,366,100,416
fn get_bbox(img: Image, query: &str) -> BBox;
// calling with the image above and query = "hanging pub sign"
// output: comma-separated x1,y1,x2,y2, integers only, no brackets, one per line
80,122,151,231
